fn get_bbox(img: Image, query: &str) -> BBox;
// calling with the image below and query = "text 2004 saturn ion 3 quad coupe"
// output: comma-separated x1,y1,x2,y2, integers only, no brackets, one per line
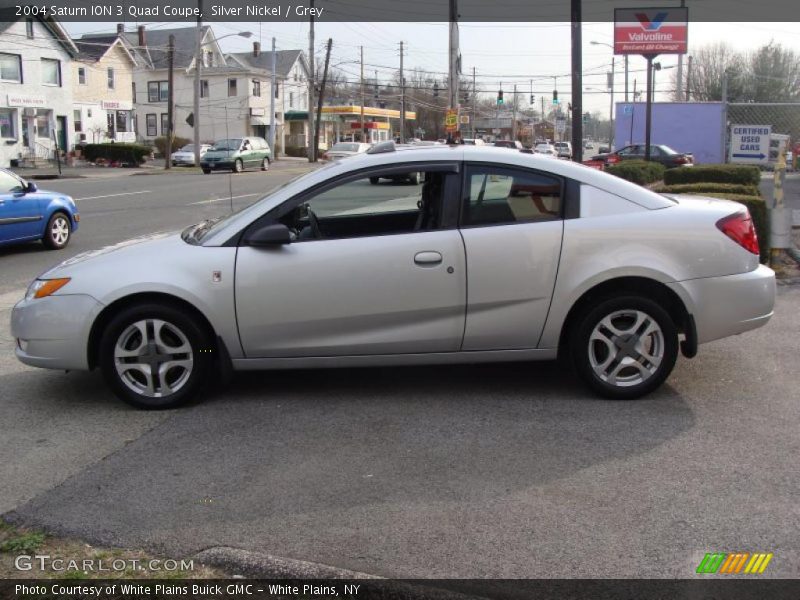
12,143,775,409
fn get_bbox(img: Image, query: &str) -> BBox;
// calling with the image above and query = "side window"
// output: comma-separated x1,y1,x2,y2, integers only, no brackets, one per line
278,169,448,242
462,166,562,227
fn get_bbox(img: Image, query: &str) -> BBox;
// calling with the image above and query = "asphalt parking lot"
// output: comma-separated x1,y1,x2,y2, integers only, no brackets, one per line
1,169,799,579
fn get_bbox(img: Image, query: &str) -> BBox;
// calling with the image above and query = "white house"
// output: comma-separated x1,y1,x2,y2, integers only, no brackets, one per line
0,17,78,168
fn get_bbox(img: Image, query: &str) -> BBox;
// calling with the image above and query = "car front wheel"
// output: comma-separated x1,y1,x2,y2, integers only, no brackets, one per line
261,157,270,171
99,303,214,409
42,212,71,250
233,159,243,173
571,296,678,399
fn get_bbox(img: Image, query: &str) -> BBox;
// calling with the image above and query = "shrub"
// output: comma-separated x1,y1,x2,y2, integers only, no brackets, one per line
153,136,191,158
605,160,666,185
82,143,151,165
663,164,761,187
656,182,761,197
685,193,768,262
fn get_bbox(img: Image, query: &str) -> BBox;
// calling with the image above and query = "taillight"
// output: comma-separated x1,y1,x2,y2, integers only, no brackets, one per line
322,152,330,160
607,155,620,164
716,212,760,255
673,155,689,165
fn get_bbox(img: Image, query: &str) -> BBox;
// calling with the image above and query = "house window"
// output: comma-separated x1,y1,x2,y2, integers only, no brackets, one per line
228,78,237,97
132,82,136,103
160,113,169,136
0,53,22,82
36,110,51,138
26,19,34,39
289,92,294,108
78,66,86,85
148,81,169,102
107,67,115,89
41,58,61,86
116,111,130,133
73,109,82,132
275,82,279,98
206,51,214,67
252,79,261,97
200,80,209,98
0,108,16,138
87,108,92,118
146,114,157,137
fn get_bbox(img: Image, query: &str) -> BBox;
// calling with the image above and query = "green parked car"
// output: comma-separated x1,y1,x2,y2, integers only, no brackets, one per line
201,137,272,174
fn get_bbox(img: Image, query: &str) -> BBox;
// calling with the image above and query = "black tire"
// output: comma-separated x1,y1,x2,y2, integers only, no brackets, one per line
570,295,678,400
233,159,243,173
98,303,214,409
369,177,379,185
261,157,270,171
202,169,211,174
42,212,71,250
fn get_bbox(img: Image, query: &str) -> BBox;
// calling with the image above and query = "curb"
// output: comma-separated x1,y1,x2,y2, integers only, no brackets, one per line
193,548,484,600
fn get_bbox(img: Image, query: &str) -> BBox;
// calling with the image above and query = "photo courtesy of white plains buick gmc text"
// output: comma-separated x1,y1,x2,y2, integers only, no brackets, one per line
11,143,775,409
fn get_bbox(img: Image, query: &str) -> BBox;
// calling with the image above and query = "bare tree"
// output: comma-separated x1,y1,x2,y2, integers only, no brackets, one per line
745,42,800,102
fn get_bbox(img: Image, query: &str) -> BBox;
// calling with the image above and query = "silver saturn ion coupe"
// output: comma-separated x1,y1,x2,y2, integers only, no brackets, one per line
12,143,775,409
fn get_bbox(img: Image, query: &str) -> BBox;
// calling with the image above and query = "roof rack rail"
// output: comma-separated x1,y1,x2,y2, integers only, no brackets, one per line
367,141,396,154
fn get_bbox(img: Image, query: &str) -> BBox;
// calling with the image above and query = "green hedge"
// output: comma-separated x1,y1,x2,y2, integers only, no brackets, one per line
153,136,191,158
689,193,768,262
605,160,666,185
663,164,761,187
656,182,761,197
82,143,151,165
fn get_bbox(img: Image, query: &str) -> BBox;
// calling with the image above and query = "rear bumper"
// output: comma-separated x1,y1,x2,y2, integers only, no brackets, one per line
668,265,776,344
201,161,234,170
11,294,102,371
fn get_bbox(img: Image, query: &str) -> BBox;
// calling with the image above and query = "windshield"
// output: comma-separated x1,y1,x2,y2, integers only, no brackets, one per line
332,143,361,152
211,139,242,151
659,145,679,155
179,144,196,152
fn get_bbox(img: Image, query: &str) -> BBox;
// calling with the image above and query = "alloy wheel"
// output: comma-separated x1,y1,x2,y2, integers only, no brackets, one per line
51,216,70,246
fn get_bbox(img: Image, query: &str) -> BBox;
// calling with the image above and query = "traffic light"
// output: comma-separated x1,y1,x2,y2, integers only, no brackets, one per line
433,83,439,98
530,94,535,104
374,83,379,100
497,89,504,105
583,112,589,124
463,89,469,103
552,89,558,104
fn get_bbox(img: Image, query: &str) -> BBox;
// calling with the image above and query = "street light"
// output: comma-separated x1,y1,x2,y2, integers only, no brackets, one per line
591,40,628,102
193,30,253,166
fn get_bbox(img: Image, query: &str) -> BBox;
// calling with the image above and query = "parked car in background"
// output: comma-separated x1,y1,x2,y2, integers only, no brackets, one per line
589,144,694,169
170,144,211,166
322,142,371,161
535,143,558,156
0,168,79,250
462,138,486,146
554,141,573,159
494,140,524,149
201,137,272,174
598,145,611,154
11,142,774,408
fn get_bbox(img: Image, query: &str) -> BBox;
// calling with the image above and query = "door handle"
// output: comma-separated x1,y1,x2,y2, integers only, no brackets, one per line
414,251,442,266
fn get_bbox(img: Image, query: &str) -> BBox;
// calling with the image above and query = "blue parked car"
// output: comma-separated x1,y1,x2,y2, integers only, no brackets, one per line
0,168,79,250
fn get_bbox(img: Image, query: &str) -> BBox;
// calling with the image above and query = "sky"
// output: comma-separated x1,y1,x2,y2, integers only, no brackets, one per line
63,21,800,117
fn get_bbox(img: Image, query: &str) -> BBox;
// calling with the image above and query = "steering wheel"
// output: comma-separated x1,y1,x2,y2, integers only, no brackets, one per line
307,208,323,239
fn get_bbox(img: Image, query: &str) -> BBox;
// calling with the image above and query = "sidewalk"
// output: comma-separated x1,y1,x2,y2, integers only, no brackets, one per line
11,155,316,180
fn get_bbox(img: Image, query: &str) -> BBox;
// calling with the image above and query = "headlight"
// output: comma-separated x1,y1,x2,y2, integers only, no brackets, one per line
26,278,71,300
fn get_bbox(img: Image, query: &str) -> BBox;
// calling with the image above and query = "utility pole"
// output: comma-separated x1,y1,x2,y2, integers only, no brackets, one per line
360,45,365,142
608,56,615,150
686,55,692,100
314,39,332,156
448,0,459,141
644,55,655,161
511,85,518,140
307,0,315,162
541,96,545,140
571,0,582,161
472,66,476,139
193,1,202,166
676,0,685,101
624,55,629,102
400,41,405,143
269,37,276,157
166,34,175,170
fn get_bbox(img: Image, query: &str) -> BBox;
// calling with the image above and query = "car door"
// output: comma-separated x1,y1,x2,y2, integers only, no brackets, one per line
458,163,565,351
0,171,42,243
235,163,466,357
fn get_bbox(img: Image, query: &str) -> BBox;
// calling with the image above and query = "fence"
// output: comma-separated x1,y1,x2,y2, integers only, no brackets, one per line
725,103,800,168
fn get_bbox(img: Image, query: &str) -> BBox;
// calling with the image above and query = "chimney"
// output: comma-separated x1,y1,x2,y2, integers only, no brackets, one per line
116,24,124,36
137,25,146,48
253,42,260,57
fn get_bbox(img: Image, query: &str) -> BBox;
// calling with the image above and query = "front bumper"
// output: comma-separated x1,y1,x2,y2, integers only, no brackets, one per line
11,294,103,371
668,265,776,345
201,161,234,170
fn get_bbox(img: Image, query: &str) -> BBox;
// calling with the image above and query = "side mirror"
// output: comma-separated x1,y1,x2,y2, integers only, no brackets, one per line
245,223,291,247
25,181,38,193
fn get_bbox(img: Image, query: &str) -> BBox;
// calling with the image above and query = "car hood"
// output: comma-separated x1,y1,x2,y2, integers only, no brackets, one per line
204,149,236,159
45,231,177,275
172,151,195,157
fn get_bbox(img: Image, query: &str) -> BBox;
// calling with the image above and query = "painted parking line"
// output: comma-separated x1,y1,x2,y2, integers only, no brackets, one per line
189,193,261,206
75,191,152,201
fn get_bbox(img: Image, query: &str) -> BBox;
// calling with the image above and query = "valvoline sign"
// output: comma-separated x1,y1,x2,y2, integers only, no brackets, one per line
614,7,688,55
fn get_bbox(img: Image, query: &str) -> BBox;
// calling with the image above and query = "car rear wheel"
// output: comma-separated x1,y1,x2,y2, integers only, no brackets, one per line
99,303,213,409
202,169,211,174
233,159,243,173
42,212,71,250
261,157,270,171
571,296,678,399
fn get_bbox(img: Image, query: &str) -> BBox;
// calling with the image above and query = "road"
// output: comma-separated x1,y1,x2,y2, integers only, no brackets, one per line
1,169,799,579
